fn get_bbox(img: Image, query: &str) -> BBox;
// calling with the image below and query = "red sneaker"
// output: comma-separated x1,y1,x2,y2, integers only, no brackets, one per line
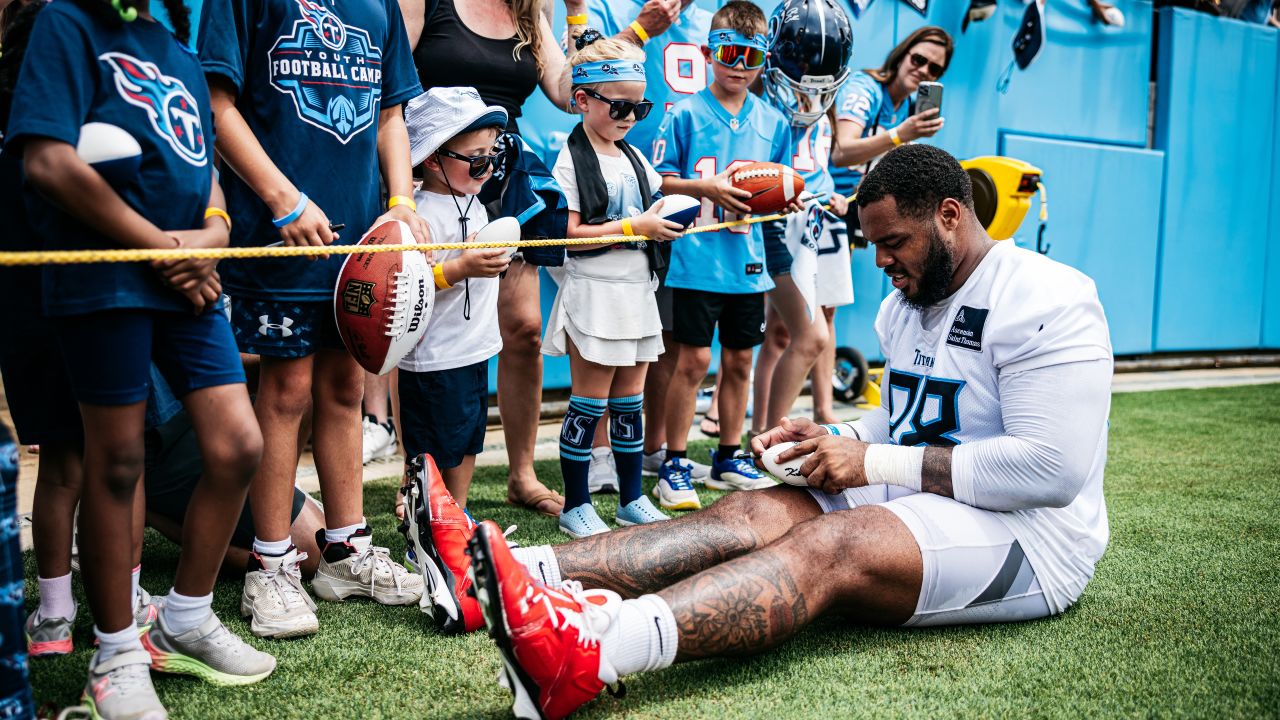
469,520,622,720
402,453,484,633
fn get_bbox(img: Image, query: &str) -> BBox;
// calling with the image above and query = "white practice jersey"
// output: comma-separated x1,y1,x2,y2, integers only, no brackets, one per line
871,240,1113,613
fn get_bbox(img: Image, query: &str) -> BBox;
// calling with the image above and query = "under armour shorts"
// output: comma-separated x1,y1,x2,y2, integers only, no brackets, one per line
228,297,345,358
808,487,1054,626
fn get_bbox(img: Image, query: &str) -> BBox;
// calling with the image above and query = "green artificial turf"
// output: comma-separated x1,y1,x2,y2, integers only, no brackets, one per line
24,384,1280,719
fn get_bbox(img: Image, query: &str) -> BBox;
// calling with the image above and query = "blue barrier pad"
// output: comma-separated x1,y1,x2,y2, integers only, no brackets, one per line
1264,38,1280,349
1154,8,1278,351
1003,135,1164,355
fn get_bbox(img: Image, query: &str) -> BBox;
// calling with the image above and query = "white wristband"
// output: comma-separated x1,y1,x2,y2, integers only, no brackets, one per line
823,422,861,439
863,444,924,491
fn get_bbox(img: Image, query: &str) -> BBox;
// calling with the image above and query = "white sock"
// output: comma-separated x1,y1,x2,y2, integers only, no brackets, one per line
94,623,142,661
161,589,213,635
324,519,366,544
37,573,75,622
511,545,561,587
601,594,678,676
130,565,141,612
253,537,292,556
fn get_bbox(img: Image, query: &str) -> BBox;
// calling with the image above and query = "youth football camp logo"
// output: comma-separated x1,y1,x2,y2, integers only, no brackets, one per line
99,53,207,167
270,0,384,143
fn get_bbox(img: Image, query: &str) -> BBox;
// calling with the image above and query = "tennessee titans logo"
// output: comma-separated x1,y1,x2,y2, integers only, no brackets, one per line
99,53,207,167
270,0,383,143
803,203,825,251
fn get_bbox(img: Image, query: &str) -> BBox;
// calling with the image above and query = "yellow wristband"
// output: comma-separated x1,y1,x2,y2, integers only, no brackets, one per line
628,20,649,43
889,128,903,147
388,194,417,211
621,218,635,236
433,263,452,290
204,206,232,231
566,13,587,24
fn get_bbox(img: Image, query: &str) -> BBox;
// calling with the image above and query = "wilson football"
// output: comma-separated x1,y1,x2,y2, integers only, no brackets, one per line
730,162,805,214
760,441,810,486
334,220,433,375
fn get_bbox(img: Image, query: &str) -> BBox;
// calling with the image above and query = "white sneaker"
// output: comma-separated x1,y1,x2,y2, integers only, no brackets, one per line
654,459,702,511
82,649,167,720
587,446,619,494
240,548,318,639
313,528,424,606
641,445,710,482
361,416,396,465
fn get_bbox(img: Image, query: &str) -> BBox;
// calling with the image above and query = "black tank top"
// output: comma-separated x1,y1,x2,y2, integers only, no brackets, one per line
413,0,540,133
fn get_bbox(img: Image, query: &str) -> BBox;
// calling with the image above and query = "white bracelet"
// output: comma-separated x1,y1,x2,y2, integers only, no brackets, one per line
863,444,924,491
823,422,860,439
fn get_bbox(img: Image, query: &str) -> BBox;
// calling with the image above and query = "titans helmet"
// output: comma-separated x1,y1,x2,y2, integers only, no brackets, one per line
763,0,854,128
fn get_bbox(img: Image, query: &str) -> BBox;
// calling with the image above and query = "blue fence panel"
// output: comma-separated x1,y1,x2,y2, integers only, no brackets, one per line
1264,38,1280,350
1153,8,1277,351
1003,135,1164,355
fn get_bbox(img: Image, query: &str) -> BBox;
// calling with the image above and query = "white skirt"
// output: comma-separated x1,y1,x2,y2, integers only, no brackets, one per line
542,249,664,366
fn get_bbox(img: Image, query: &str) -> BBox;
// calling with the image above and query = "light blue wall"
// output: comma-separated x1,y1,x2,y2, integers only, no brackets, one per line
1261,37,1280,349
1153,8,1278,351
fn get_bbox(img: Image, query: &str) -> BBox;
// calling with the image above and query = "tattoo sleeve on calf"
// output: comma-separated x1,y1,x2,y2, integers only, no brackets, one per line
921,446,954,498
663,550,810,661
555,522,763,598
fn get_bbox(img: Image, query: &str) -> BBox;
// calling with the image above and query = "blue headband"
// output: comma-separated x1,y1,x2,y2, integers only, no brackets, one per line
572,60,646,85
707,28,768,52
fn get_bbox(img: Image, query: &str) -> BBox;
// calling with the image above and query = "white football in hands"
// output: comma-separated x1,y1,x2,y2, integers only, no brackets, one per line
760,441,810,486
475,216,520,257
655,194,701,229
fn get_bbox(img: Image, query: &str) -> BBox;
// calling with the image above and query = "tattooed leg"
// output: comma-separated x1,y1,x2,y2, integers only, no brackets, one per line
555,485,823,597
661,505,922,661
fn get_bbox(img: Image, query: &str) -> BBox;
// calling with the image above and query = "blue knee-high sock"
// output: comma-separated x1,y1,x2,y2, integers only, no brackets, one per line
609,393,645,505
560,395,607,511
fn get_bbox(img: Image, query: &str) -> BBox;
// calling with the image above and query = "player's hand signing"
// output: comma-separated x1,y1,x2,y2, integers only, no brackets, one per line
633,200,683,241
782,434,870,495
750,416,829,457
898,108,944,142
702,169,753,215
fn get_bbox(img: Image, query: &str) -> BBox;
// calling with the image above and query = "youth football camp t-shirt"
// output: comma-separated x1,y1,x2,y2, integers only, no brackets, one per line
8,4,213,316
198,0,421,301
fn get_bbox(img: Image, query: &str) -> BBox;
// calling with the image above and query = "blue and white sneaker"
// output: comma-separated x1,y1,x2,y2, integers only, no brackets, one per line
559,504,611,539
642,445,712,482
654,459,701,510
615,496,670,526
707,450,776,491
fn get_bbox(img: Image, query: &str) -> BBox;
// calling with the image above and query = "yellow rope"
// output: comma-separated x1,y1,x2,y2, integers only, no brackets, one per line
0,196,854,266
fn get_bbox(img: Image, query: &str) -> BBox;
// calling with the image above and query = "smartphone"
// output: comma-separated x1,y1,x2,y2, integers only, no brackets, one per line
917,81,943,116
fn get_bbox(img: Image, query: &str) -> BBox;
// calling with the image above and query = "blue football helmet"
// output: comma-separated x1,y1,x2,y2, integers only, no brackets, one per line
763,0,854,127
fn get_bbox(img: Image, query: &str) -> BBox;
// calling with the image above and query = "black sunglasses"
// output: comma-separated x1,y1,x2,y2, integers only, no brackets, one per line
909,52,945,79
579,87,653,121
436,146,505,179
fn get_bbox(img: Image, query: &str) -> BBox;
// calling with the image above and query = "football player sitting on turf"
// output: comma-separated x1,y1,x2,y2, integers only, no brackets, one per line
450,144,1114,719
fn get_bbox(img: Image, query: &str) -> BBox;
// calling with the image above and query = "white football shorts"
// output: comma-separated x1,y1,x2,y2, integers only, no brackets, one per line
808,487,1054,627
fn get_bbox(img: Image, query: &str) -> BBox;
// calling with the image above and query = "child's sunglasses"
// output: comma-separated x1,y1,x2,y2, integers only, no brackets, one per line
909,52,945,79
436,146,505,179
579,87,654,121
711,44,767,70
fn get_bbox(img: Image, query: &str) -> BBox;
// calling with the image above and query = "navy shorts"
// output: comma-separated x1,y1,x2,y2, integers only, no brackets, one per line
228,297,344,358
672,289,766,349
54,307,245,406
398,361,489,469
763,219,792,277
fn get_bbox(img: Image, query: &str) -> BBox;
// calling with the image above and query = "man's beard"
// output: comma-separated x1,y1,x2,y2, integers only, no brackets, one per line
900,225,955,311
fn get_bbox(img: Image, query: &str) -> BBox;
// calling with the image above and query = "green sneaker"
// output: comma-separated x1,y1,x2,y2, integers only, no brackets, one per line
143,610,275,686
82,648,167,720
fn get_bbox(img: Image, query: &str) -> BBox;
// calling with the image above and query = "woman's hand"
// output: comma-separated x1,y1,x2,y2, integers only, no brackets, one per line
898,108,944,142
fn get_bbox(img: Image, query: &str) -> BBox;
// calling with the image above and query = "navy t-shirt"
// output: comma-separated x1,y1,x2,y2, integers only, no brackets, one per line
7,3,214,316
197,0,421,301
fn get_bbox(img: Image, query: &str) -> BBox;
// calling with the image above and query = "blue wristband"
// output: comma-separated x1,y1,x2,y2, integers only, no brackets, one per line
272,192,308,228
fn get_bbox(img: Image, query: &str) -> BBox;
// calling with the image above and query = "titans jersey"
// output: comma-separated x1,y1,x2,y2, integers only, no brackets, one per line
198,0,420,301
519,0,717,166
874,240,1112,614
654,89,790,294
8,2,212,316
831,71,911,197
788,116,834,199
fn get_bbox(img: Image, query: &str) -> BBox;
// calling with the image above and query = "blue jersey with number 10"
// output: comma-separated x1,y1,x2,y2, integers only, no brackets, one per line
654,89,790,294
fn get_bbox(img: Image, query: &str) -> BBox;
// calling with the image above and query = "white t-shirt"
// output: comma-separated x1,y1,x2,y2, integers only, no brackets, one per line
397,190,502,373
552,143,664,220
863,241,1114,613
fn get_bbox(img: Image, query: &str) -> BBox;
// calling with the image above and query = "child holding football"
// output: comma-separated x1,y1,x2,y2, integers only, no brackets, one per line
545,35,683,538
198,0,426,639
7,0,274,714
651,1,796,508
396,86,511,510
